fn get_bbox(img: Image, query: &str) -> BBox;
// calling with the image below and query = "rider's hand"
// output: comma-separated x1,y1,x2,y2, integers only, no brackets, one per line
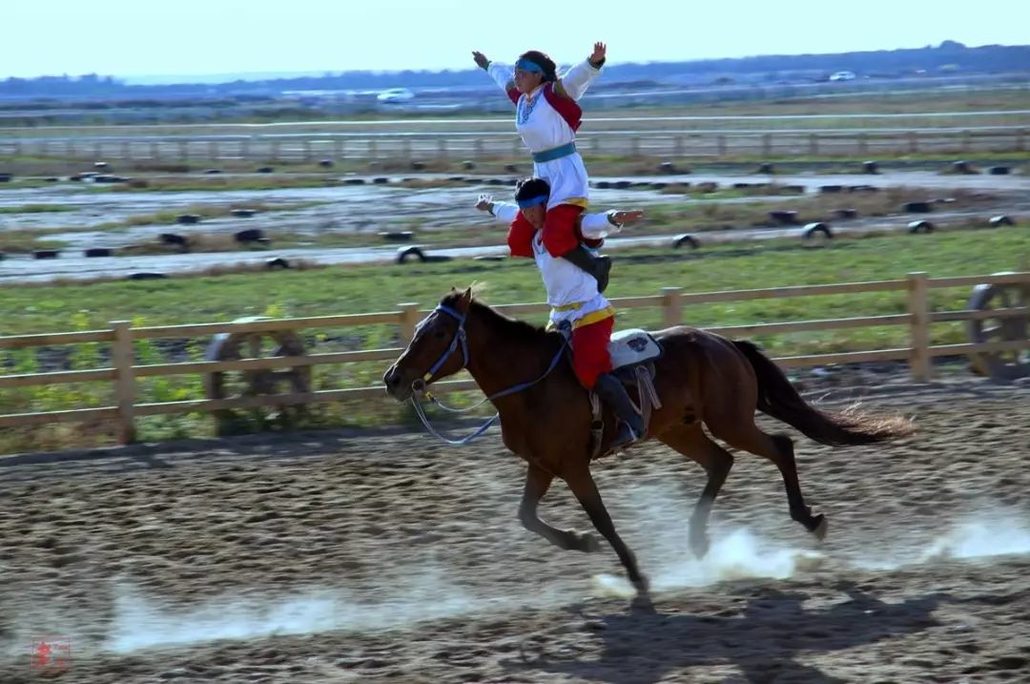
475,194,494,212
472,51,490,70
589,42,606,68
609,209,643,226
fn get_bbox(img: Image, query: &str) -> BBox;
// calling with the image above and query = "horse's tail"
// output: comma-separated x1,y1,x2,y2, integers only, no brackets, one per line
733,340,914,446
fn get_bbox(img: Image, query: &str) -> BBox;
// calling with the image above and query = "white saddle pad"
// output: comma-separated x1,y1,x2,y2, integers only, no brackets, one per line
609,328,662,370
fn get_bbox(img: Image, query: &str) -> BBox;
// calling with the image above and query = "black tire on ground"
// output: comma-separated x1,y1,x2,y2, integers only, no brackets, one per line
833,208,859,220
396,246,427,264
84,247,113,257
127,272,168,280
757,163,775,174
318,159,334,168
473,255,507,261
33,250,60,259
908,220,935,234
803,222,833,239
989,215,1015,227
903,202,933,213
257,166,274,173
673,234,700,249
820,185,843,193
379,231,415,242
234,228,269,244
372,177,390,184
231,208,257,218
343,178,366,185
159,233,189,248
988,166,1010,175
0,173,13,182
176,214,202,225
769,210,800,225
266,257,291,269
862,160,879,174
203,168,222,175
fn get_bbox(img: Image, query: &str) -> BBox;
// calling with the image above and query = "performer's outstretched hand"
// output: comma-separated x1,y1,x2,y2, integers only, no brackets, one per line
609,209,643,225
472,51,490,69
475,194,494,212
589,42,607,65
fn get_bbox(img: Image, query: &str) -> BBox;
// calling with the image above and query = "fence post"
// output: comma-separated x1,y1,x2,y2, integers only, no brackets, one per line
661,287,683,327
717,134,727,157
808,133,818,156
110,320,137,444
398,303,421,345
762,133,771,157
906,272,931,382
908,131,918,154
858,132,868,155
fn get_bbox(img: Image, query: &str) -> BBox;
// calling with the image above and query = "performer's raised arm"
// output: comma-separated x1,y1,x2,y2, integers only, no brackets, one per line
556,42,606,101
580,208,644,239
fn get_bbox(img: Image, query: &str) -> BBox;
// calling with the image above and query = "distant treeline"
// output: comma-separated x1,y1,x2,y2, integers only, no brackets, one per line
2,41,1027,100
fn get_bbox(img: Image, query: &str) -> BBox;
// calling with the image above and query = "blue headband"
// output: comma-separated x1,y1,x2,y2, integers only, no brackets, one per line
517,194,548,209
515,58,544,74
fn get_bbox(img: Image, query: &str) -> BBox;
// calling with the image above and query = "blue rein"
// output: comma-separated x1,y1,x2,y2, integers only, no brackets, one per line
410,303,565,445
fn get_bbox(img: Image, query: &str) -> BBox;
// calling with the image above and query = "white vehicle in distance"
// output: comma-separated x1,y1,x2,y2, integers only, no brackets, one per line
377,88,415,104
829,70,857,82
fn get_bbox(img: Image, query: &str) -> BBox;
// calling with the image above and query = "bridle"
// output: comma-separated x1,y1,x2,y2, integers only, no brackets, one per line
406,303,565,445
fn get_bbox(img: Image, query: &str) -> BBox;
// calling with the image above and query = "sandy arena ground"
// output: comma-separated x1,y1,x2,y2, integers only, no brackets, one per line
1,377,1028,682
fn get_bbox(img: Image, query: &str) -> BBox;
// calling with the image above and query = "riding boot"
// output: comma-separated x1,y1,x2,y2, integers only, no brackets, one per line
593,373,645,448
561,245,611,293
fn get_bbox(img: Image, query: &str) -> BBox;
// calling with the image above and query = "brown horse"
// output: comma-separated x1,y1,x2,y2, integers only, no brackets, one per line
383,288,914,594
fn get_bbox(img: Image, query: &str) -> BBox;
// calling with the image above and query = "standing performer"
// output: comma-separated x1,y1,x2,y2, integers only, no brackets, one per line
475,178,646,448
472,43,609,288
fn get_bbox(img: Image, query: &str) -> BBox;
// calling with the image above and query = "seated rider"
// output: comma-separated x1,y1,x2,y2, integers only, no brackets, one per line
475,178,646,448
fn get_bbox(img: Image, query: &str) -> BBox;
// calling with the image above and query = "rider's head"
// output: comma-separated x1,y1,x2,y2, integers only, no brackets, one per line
514,50,556,93
515,177,550,229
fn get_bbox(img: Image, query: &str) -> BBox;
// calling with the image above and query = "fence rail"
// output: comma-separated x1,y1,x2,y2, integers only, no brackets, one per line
0,127,1025,163
1,271,1027,443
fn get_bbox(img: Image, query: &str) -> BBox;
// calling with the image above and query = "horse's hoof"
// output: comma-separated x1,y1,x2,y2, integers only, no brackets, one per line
632,574,651,596
575,532,602,553
690,533,710,559
811,514,828,541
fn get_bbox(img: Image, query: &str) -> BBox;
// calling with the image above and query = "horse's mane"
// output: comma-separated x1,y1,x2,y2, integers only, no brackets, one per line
441,291,553,346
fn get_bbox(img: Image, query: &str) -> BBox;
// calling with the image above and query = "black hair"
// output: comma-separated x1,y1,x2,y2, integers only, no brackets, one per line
518,50,558,82
514,177,551,202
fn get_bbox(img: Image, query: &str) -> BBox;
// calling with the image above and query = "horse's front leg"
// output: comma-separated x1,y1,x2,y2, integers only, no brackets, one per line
518,463,601,553
564,464,650,595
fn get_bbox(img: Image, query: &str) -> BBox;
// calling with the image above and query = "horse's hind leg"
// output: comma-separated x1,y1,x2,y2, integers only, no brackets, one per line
518,463,599,553
564,463,649,595
658,423,734,559
716,422,827,539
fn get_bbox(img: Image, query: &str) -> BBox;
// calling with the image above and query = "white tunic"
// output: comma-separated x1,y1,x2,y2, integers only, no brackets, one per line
491,202,616,329
487,61,601,210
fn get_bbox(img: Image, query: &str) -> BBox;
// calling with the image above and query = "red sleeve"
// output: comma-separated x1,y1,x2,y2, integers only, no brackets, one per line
506,88,521,105
506,213,535,258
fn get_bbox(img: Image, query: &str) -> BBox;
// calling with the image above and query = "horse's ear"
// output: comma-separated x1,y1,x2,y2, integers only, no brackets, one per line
458,287,473,310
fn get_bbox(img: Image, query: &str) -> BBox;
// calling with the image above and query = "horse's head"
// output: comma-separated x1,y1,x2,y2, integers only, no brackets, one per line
383,288,473,401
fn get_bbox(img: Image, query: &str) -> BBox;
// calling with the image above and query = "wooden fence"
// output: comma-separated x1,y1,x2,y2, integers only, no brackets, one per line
1,127,1026,163
1,271,1027,445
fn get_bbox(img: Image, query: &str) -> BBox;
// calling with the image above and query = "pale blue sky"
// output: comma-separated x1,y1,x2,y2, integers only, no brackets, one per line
4,0,1027,80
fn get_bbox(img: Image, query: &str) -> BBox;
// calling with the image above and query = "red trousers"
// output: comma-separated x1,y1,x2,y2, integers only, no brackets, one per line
570,314,614,389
